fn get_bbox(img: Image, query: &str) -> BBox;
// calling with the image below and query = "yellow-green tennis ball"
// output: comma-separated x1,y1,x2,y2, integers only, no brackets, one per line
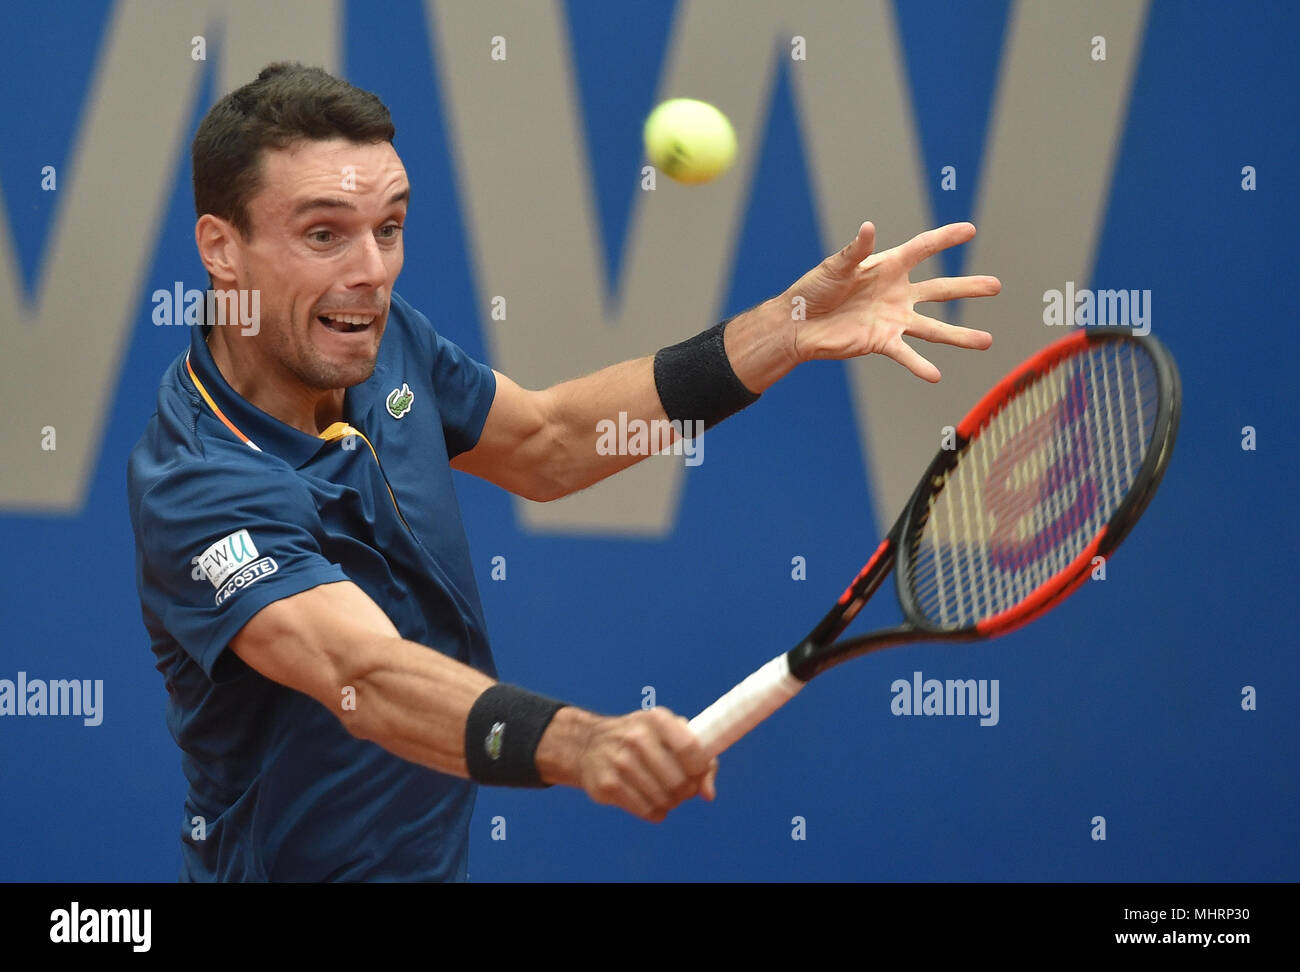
643,98,737,185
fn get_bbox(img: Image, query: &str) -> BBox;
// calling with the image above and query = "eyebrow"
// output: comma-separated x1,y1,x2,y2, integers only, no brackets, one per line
292,187,411,218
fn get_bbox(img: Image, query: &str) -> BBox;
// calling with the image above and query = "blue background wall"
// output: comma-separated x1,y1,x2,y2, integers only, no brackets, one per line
1,0,1296,881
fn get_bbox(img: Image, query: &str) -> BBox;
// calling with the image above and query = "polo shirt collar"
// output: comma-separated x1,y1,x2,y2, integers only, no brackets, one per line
186,324,388,468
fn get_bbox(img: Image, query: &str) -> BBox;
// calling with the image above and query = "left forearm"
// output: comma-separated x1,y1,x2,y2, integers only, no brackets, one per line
537,354,665,499
464,220,996,503
541,299,794,497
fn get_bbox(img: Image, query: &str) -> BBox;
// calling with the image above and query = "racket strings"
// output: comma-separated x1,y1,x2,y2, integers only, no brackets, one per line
909,340,1159,628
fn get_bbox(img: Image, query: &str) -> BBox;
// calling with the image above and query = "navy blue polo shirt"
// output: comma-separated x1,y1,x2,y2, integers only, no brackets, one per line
127,292,498,882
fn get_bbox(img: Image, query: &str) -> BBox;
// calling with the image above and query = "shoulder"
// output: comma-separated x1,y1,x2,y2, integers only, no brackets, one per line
128,364,314,551
132,452,316,559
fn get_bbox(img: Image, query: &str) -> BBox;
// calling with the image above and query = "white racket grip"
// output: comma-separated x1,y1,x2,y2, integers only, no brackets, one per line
688,654,804,758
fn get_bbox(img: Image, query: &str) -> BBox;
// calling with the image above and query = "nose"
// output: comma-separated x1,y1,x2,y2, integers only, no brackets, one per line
345,230,389,290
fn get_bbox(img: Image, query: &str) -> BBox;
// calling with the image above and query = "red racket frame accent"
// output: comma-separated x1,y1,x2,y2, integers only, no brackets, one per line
956,329,1089,439
974,528,1106,636
837,538,892,606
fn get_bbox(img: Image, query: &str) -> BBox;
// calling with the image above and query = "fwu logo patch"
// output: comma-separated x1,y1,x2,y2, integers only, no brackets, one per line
197,530,279,605
386,382,414,419
197,529,260,588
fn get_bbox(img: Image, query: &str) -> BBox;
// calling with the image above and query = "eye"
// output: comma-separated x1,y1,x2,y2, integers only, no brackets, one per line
377,223,403,240
309,229,334,244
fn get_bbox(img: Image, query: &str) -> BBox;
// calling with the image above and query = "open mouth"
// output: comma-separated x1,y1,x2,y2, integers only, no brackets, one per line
318,313,376,334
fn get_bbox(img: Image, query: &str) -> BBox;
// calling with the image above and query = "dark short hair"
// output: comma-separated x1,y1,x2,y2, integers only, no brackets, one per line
192,62,396,241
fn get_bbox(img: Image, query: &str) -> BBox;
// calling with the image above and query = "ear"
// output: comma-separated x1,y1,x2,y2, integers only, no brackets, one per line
195,214,244,289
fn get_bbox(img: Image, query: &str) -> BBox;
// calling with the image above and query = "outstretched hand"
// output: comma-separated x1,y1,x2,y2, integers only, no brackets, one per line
780,221,1000,382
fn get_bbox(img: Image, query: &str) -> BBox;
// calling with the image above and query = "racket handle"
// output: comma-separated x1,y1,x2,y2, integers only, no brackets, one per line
688,654,804,758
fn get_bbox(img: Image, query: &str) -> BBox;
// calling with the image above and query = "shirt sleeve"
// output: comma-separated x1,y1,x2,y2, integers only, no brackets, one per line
390,292,497,459
433,329,498,458
134,461,349,681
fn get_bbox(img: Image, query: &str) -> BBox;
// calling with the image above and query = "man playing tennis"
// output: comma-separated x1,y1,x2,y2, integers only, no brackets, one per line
128,63,999,881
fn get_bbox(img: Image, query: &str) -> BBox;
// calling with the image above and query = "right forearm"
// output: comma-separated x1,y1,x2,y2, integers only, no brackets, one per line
330,634,713,823
341,634,496,778
340,633,602,789
234,581,602,788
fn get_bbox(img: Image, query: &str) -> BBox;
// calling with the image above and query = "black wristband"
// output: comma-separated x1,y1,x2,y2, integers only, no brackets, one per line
653,318,760,432
464,683,567,788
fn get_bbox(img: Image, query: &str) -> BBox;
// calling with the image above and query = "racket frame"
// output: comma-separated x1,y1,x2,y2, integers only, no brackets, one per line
789,327,1181,681
689,327,1180,756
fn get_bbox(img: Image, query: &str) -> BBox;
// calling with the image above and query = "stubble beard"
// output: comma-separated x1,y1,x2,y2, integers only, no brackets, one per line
281,313,381,392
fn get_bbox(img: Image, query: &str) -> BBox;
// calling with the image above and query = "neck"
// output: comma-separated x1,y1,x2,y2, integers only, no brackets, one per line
206,328,344,436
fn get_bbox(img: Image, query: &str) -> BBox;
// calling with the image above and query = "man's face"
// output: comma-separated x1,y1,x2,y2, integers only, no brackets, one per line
236,137,409,391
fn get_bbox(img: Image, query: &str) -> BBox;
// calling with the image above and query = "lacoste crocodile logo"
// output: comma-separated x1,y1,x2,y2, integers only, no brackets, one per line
386,382,414,419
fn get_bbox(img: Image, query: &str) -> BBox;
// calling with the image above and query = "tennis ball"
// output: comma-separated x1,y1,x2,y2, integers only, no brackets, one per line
643,98,737,185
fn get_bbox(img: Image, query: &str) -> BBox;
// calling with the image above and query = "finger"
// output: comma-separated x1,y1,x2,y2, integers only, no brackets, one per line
636,712,715,805
606,754,666,821
700,759,718,802
660,713,713,778
884,337,941,383
625,709,714,807
630,728,693,804
913,274,1001,303
898,222,976,269
905,312,993,350
831,221,876,273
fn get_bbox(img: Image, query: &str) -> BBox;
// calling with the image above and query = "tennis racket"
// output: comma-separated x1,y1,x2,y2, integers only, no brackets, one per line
688,326,1180,757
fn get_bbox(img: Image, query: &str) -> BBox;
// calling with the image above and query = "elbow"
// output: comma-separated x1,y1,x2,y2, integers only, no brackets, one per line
330,639,389,743
334,675,372,743
524,475,573,503
518,419,576,502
